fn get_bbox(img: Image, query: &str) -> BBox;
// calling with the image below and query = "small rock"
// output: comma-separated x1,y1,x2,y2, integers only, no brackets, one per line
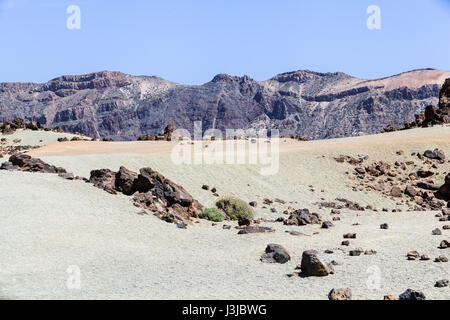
435,279,449,288
407,251,420,260
176,222,187,229
420,254,431,261
432,228,442,235
391,186,403,197
321,221,334,229
434,256,448,262
349,248,363,256
439,240,449,249
328,288,352,300
399,289,426,300
343,233,356,239
237,226,275,234
380,223,389,229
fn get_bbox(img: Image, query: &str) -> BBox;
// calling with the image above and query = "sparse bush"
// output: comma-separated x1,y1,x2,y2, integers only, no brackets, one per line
215,197,254,220
199,208,225,222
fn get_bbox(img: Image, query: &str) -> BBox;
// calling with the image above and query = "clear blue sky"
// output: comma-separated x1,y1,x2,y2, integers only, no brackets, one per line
1,0,449,84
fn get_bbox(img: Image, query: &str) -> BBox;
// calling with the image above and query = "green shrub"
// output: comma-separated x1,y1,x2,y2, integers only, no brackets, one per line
215,197,254,220
199,208,225,222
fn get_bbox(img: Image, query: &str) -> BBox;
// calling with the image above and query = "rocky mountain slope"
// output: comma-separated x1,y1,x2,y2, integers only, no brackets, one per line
0,69,449,140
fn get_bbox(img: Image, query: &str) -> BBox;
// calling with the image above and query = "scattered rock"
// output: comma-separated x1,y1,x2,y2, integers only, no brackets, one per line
423,149,445,161
284,209,321,226
328,288,352,300
237,226,275,234
349,248,363,256
399,289,426,300
407,251,420,260
238,216,253,226
434,256,448,262
439,240,449,249
435,279,449,288
432,228,442,235
390,186,403,197
420,254,431,261
321,221,334,229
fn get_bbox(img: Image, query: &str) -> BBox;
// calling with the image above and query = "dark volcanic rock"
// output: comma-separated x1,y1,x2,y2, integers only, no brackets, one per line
115,166,138,195
238,226,275,234
284,209,322,226
399,289,426,300
439,174,450,200
8,154,66,174
89,169,117,194
435,279,449,288
260,244,290,264
0,70,447,140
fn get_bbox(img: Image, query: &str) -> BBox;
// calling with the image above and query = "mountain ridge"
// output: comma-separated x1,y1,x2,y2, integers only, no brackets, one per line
0,68,449,140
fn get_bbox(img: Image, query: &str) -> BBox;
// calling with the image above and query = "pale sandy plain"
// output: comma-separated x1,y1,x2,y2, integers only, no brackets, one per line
1,127,450,300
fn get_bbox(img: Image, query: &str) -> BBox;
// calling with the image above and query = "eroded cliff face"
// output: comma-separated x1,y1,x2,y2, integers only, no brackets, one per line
0,69,448,140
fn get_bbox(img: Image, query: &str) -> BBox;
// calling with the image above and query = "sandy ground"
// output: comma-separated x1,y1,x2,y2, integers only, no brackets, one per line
1,127,450,299
0,129,86,148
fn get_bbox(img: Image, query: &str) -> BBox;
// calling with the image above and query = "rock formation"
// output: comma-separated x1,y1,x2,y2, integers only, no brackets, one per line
88,166,203,225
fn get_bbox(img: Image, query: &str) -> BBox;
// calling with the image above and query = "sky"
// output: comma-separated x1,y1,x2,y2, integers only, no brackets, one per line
0,0,449,84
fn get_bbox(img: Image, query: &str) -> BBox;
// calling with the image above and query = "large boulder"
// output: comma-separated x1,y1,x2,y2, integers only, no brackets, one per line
300,250,334,277
260,244,290,264
135,167,194,207
439,174,450,200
